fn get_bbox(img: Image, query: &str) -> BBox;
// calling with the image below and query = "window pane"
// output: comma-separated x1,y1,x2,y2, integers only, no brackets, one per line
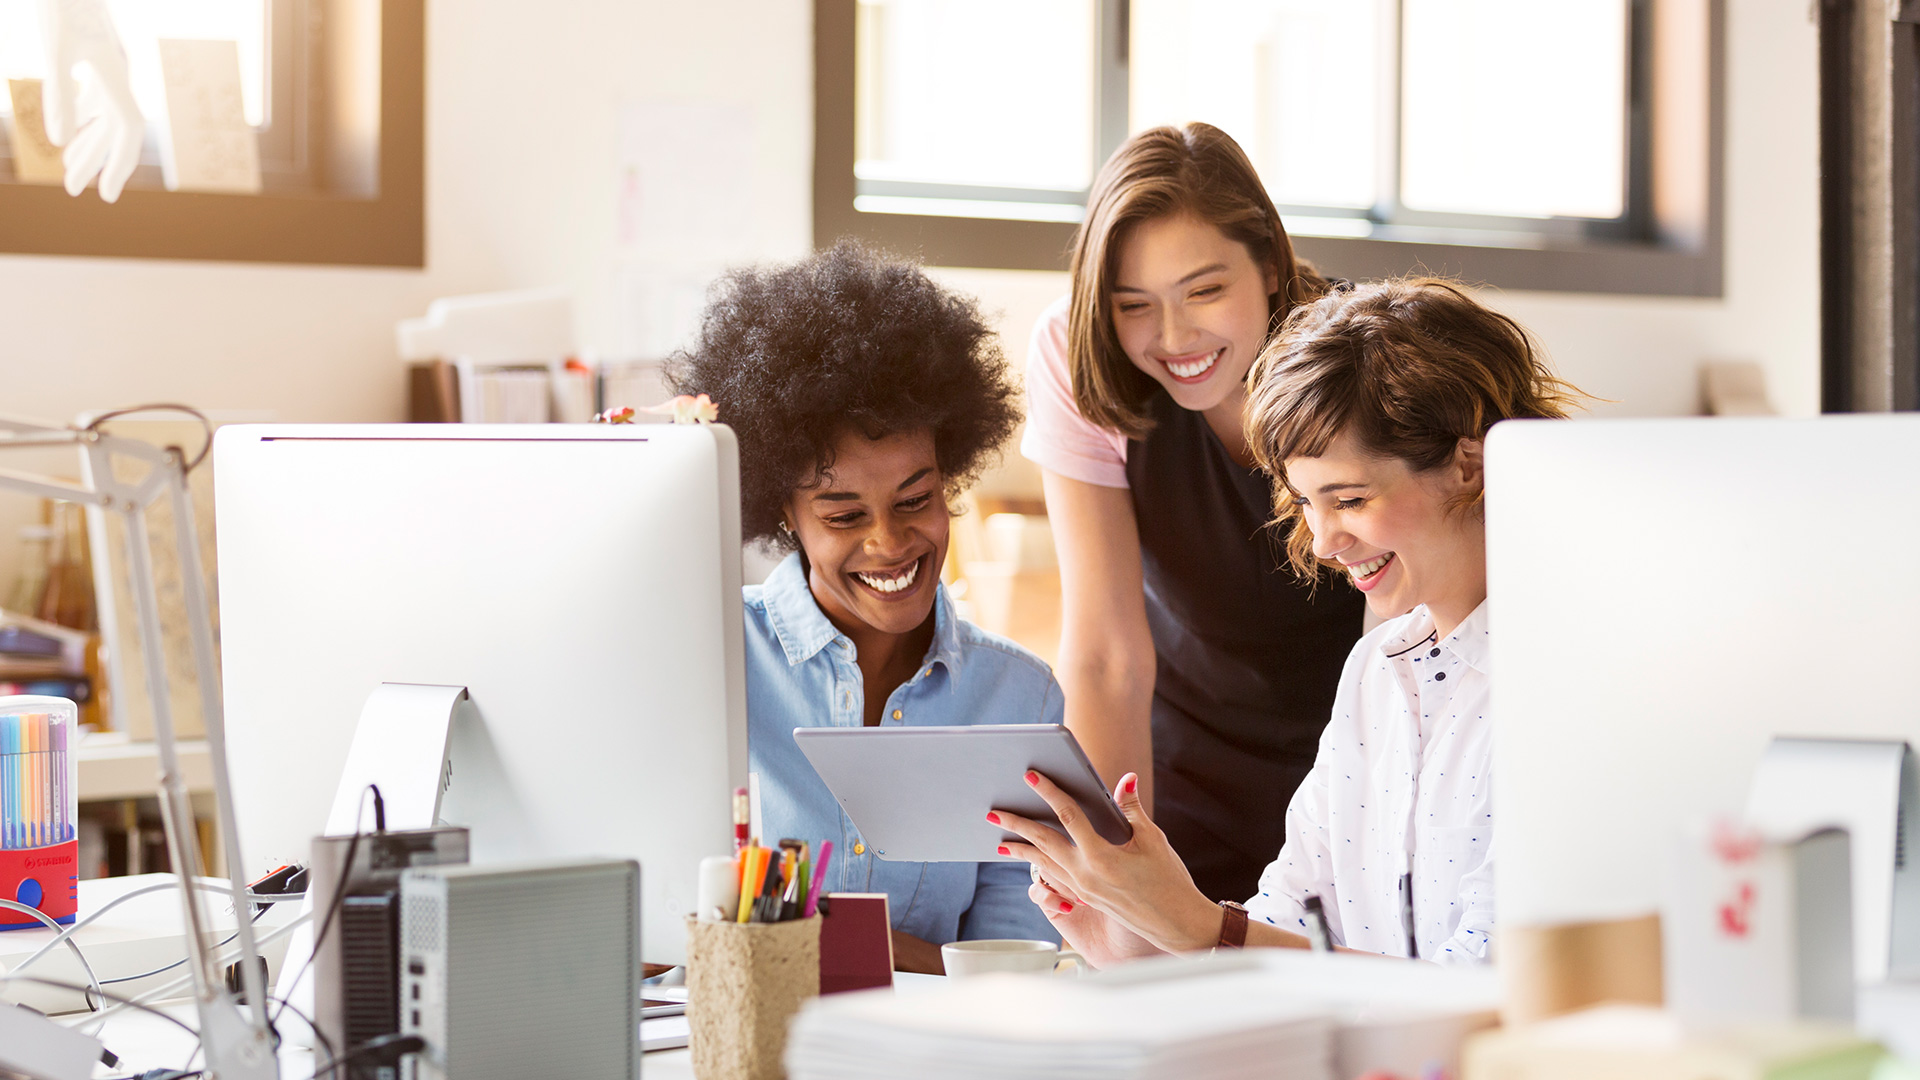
0,0,267,127
856,0,1094,192
1400,0,1627,219
1131,0,1378,211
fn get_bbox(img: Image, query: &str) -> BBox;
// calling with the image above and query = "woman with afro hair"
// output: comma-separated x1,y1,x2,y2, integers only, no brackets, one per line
668,241,1062,972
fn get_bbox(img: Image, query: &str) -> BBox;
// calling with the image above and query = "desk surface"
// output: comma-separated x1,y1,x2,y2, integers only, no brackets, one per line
77,974,948,1079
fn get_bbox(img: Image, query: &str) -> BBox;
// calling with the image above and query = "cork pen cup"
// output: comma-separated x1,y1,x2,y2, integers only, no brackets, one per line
685,915,822,1080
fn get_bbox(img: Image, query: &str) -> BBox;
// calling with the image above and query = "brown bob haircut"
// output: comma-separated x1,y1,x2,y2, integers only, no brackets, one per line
1245,277,1585,579
1068,122,1328,439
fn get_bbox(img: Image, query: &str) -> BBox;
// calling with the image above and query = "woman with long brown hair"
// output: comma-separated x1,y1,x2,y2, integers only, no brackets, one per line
1021,123,1364,901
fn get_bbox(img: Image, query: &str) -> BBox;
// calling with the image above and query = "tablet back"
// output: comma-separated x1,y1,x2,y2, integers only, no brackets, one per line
792,725,1132,863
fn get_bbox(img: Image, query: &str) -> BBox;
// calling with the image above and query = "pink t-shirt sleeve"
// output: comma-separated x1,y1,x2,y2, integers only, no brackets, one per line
1019,295,1131,489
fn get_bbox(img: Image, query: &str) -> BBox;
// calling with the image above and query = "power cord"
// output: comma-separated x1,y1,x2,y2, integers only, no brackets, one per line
9,878,307,977
310,1033,425,1080
0,974,199,1038
270,784,383,1033
0,898,105,1010
103,907,271,984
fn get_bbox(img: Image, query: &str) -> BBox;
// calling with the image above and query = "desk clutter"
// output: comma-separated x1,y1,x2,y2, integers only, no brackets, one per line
785,950,1500,1080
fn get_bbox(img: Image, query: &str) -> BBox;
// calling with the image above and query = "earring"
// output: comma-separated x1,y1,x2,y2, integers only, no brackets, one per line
777,520,794,539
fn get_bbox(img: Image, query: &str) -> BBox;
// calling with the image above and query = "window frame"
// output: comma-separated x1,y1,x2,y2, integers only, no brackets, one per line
0,0,423,267
814,0,1723,297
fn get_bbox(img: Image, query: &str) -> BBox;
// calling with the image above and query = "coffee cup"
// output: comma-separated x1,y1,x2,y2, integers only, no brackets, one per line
940,939,1085,979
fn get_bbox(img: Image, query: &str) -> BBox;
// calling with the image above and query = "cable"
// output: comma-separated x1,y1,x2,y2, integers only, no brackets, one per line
0,898,104,1011
0,974,199,1038
271,785,379,1031
9,878,306,977
74,910,311,1035
309,1033,425,1080
103,907,271,985
82,404,214,473
267,993,337,1069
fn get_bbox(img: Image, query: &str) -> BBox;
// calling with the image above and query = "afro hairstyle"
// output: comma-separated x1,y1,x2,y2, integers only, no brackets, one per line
665,240,1022,550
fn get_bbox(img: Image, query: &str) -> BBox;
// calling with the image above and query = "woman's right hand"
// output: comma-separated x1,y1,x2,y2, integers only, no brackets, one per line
1027,877,1165,969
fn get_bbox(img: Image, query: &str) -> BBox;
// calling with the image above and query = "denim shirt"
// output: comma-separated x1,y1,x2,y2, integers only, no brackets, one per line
745,553,1062,946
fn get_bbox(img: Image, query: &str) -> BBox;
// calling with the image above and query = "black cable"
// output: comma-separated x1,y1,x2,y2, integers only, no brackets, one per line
270,785,378,1031
82,404,215,473
309,1033,425,1080
267,992,337,1068
102,907,271,985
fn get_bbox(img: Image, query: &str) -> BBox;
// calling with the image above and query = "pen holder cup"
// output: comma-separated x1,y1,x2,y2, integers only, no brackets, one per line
685,915,822,1080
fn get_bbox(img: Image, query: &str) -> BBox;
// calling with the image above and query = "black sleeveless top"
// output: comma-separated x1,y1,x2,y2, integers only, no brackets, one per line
1125,390,1366,902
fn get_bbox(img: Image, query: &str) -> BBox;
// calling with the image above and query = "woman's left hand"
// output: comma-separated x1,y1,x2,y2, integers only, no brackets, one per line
993,771,1223,954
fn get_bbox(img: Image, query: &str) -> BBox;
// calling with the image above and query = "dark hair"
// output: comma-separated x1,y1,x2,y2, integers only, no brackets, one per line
665,240,1022,550
1068,122,1330,439
1245,277,1585,577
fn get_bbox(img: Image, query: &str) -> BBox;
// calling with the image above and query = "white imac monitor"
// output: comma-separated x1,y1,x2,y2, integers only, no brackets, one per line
1486,415,1920,978
213,423,748,966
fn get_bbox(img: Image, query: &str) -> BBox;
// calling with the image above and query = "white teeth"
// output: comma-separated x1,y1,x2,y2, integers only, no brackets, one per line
855,560,920,594
1165,350,1220,379
1348,553,1392,579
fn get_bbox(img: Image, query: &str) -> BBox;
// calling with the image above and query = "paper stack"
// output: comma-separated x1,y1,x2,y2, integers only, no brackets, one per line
786,951,1502,1080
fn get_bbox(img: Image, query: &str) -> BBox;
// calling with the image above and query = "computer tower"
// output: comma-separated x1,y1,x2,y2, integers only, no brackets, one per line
311,825,469,1079
399,858,640,1080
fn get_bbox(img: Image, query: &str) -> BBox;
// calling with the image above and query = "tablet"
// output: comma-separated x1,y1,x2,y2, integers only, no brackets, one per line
791,724,1133,862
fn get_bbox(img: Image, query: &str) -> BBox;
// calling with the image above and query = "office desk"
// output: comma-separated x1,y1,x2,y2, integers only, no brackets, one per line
74,972,947,1078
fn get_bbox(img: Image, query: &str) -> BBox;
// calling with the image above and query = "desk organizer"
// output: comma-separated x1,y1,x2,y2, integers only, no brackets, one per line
685,914,821,1080
1,697,79,931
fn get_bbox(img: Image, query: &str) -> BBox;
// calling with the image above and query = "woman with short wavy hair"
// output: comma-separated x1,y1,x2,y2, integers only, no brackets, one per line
998,277,1583,966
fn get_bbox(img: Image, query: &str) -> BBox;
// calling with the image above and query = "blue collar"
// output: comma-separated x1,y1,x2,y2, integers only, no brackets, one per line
759,552,965,676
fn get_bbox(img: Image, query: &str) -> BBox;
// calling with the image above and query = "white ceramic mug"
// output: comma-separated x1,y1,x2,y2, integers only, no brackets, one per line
940,939,1085,979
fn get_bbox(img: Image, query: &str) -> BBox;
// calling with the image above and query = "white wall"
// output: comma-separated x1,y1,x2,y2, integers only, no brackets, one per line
0,0,1821,588
950,1,1822,427
0,0,813,583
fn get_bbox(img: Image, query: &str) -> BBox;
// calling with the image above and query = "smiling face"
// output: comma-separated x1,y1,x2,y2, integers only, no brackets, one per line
1285,431,1489,636
785,427,948,640
1110,212,1280,421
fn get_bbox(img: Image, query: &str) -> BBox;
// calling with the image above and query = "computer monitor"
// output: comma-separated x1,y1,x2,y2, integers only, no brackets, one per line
213,423,747,966
1485,415,1920,976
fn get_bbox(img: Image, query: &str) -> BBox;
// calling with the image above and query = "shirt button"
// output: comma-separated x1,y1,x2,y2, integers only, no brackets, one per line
892,709,903,721
1434,671,1447,681
1429,647,1441,658
853,842,866,855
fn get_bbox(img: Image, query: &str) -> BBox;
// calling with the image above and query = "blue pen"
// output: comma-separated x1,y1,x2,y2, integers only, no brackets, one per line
2,714,15,850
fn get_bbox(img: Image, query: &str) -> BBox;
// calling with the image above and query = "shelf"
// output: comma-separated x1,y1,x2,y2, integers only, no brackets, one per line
75,733,214,802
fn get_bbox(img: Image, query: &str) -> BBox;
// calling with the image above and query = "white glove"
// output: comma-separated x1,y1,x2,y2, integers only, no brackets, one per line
38,0,144,202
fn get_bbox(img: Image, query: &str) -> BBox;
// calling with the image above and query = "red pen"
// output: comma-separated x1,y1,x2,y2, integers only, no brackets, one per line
733,786,750,853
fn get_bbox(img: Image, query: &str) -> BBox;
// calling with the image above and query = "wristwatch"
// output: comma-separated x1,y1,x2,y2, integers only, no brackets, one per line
1216,900,1249,949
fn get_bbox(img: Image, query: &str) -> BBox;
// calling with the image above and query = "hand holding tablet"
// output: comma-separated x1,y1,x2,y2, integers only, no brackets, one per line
791,725,1132,862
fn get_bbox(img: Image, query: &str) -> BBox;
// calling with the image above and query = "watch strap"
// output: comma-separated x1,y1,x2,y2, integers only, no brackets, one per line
1216,900,1249,949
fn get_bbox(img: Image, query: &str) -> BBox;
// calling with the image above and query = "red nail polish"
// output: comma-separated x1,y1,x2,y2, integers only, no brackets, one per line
1025,771,1039,785
997,845,1010,856
1123,775,1137,794
986,812,1001,825
1059,901,1073,913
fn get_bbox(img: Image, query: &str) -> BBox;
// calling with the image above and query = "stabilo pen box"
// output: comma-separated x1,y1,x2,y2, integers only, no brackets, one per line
1,696,79,930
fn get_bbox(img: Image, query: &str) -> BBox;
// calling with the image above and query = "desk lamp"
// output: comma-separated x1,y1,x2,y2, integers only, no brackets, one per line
0,410,276,1079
